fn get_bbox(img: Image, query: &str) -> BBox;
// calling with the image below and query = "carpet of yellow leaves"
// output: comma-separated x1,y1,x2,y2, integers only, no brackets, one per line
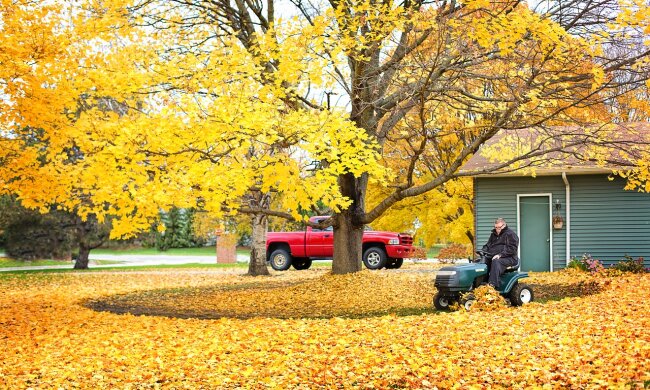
1,268,648,388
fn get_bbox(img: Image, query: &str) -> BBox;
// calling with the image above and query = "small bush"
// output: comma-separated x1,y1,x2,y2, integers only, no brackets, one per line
437,244,472,264
612,255,646,274
409,247,428,260
567,257,588,271
568,253,605,274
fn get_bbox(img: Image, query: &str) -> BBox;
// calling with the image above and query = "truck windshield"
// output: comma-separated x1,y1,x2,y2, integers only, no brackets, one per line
312,219,333,232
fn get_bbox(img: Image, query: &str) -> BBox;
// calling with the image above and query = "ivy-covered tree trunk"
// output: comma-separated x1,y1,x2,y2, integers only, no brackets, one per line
248,213,270,276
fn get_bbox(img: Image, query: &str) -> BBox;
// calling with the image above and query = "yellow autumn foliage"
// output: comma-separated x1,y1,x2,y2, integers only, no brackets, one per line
368,178,474,247
0,1,387,239
0,268,648,388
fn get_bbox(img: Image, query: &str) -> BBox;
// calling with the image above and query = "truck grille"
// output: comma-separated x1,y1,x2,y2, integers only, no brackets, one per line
399,234,413,245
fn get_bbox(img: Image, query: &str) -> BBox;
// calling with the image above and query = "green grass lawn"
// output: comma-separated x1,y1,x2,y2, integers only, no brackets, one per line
3,244,440,263
0,262,251,274
0,261,339,275
0,258,124,268
1,242,442,271
91,246,251,257
0,258,72,267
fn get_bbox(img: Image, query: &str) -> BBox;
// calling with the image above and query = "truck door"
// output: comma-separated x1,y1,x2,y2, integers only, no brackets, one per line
307,222,334,257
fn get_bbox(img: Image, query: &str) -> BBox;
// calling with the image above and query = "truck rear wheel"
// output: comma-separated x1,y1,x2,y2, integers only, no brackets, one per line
269,248,292,271
363,247,388,270
292,258,312,270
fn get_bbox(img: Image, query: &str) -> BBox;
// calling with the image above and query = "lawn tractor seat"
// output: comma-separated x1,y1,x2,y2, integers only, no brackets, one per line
503,257,521,273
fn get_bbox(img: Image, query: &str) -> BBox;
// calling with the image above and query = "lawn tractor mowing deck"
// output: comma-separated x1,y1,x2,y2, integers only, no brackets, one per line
433,250,534,310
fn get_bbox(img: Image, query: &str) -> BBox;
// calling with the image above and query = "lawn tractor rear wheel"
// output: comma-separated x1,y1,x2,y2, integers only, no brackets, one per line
509,283,534,306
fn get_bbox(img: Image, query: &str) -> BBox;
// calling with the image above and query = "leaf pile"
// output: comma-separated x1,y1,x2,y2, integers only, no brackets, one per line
0,269,648,388
460,285,508,311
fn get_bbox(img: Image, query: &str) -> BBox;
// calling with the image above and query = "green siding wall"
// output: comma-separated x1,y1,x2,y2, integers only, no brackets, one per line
569,175,650,266
475,176,567,270
475,174,650,270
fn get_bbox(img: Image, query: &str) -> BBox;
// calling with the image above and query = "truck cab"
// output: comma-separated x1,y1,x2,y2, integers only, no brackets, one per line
266,216,415,271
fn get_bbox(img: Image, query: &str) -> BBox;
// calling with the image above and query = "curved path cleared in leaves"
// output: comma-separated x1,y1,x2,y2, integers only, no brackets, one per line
84,269,606,319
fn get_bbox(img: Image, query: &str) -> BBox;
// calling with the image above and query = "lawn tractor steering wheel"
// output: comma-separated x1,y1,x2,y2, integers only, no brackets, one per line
474,250,493,264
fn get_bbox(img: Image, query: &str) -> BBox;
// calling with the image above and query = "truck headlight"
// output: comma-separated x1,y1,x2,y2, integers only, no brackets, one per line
388,238,399,245
436,270,457,276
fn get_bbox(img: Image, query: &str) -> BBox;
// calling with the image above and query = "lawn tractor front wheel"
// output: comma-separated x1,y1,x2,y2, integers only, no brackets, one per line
433,293,454,310
460,293,476,311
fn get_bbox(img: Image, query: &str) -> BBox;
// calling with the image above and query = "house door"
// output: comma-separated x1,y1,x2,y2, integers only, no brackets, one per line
519,195,551,272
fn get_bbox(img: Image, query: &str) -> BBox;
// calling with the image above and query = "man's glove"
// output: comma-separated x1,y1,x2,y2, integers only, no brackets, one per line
492,254,501,260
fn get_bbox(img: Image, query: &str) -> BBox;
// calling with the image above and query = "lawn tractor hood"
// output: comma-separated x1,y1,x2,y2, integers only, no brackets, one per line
434,263,488,292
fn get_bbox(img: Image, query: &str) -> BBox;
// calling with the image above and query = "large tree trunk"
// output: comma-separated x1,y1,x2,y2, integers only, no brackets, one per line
332,211,364,274
247,214,270,276
74,245,91,269
331,172,367,274
72,215,109,270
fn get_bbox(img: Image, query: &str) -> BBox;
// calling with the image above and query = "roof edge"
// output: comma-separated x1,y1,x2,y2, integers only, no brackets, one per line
466,166,615,178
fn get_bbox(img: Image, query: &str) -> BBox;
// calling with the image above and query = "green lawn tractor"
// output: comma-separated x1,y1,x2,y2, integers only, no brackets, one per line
433,250,534,310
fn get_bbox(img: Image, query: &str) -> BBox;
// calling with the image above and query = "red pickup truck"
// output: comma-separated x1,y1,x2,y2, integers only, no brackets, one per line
266,216,416,270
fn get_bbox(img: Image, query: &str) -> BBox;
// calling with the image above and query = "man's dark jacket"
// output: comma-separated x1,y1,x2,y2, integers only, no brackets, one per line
482,226,519,260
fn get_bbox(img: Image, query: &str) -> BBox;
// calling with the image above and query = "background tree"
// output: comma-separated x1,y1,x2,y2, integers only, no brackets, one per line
0,198,74,260
0,196,109,266
71,214,111,269
126,0,649,274
156,208,204,251
368,178,474,248
0,0,152,269
2,0,648,276
1,0,385,275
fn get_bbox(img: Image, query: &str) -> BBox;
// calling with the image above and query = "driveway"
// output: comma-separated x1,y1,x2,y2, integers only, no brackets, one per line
0,253,250,272
1,252,437,272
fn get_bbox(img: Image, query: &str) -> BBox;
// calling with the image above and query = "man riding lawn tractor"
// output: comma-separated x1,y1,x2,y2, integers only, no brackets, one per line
433,218,534,310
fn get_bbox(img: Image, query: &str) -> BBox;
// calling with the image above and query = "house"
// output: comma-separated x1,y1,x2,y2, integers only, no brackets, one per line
461,122,650,271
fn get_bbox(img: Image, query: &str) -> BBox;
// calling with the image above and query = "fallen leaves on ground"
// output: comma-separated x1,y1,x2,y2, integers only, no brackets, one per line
460,285,508,312
86,270,433,319
0,267,648,388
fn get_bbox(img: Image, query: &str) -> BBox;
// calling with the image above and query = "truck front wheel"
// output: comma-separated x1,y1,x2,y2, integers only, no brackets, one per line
269,248,292,271
363,247,388,270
